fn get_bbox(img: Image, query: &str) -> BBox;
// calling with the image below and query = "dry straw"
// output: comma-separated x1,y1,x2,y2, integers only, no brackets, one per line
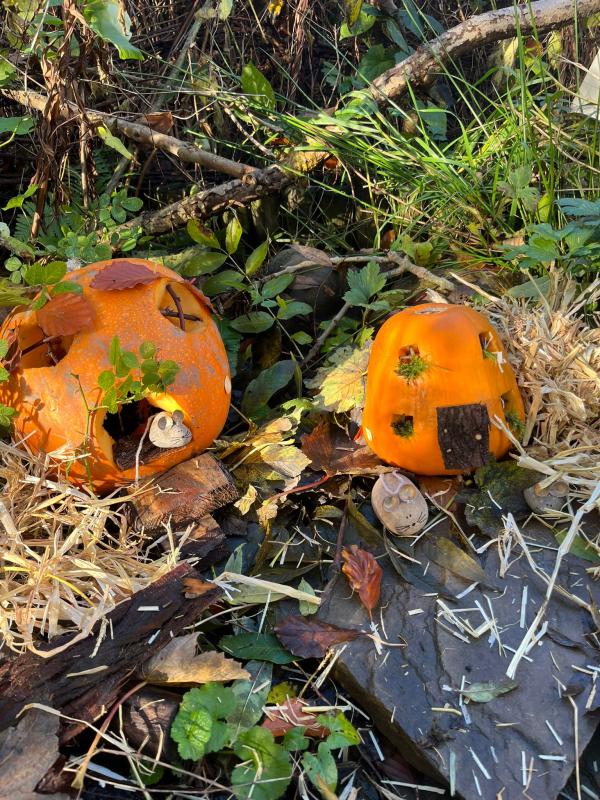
0,441,180,654
487,273,600,505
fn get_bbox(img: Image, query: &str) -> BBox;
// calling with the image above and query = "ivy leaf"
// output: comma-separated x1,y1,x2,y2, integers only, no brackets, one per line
219,633,295,664
341,544,382,619
242,360,296,419
343,260,386,307
232,727,292,800
245,240,269,276
241,63,276,109
304,340,372,414
82,0,144,60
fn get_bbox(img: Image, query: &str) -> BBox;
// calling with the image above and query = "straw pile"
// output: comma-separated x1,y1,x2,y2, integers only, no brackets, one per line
487,274,600,505
0,442,179,654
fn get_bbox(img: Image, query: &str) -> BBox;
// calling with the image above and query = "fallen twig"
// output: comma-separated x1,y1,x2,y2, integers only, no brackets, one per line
370,0,600,102
2,89,252,178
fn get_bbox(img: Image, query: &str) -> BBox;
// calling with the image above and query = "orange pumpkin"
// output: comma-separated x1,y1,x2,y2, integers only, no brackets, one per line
362,303,524,475
0,259,231,492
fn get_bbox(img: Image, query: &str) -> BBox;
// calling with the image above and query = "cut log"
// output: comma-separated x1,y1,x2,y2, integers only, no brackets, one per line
0,563,221,741
122,686,181,760
130,453,239,532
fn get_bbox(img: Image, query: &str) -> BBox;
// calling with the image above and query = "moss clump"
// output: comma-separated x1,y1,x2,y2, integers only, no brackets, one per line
505,409,525,437
396,355,428,381
391,416,414,438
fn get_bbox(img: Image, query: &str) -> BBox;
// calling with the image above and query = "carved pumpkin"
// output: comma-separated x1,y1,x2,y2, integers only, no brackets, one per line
0,259,231,492
362,303,524,475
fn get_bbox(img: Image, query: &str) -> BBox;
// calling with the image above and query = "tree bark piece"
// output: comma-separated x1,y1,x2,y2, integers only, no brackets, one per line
122,686,181,760
0,563,221,740
131,453,238,532
437,403,490,470
2,89,252,178
370,0,600,102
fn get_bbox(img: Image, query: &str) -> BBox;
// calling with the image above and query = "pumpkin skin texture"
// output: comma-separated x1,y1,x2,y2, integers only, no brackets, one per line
0,259,231,493
361,303,524,476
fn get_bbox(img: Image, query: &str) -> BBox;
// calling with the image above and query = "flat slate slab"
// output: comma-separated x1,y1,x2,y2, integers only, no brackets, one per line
319,521,600,800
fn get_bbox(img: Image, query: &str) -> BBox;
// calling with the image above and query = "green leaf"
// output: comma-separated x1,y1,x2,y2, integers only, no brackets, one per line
0,404,16,427
555,531,600,564
181,684,238,719
170,704,213,760
229,661,273,730
0,116,35,136
276,300,311,320
187,219,220,249
0,366,9,383
218,0,234,19
260,274,294,300
320,713,361,748
121,196,143,212
245,240,269,276
23,261,67,287
120,350,138,371
241,63,276,110
108,336,121,366
202,270,246,296
51,280,83,295
230,312,274,334
282,726,309,751
298,579,318,616
343,260,386,306
226,216,243,254
219,633,295,664
0,340,8,360
344,0,362,26
3,183,37,211
302,742,338,793
182,251,228,276
460,679,518,703
98,370,115,390
232,728,292,800
139,342,156,359
82,0,144,59
242,360,296,419
97,125,133,159
357,45,395,82
340,8,375,39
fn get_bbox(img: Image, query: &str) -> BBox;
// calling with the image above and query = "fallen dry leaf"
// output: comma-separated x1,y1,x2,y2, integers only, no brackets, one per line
0,707,69,800
305,341,371,414
301,419,383,477
142,111,174,133
274,615,361,658
90,260,160,291
262,697,329,738
37,293,94,337
418,475,461,508
1,329,21,374
140,633,249,685
182,576,219,596
341,544,382,618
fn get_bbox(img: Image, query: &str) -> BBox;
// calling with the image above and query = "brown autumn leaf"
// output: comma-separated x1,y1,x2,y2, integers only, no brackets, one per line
301,418,383,478
37,293,94,337
341,544,382,618
418,475,461,508
274,615,361,659
182,576,219,596
140,633,249,685
262,697,329,738
89,260,160,291
141,111,174,133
